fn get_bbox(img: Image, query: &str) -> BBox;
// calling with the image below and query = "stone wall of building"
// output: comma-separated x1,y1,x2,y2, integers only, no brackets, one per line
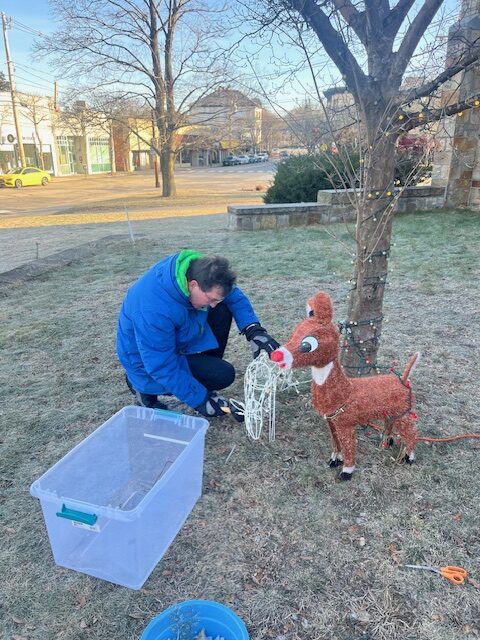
432,0,480,209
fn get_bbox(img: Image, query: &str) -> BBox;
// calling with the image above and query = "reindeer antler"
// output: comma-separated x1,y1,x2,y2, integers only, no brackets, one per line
307,292,334,324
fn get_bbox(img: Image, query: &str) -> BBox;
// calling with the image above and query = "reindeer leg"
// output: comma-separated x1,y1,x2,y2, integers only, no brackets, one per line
383,418,395,447
326,419,343,467
333,420,357,480
393,416,417,464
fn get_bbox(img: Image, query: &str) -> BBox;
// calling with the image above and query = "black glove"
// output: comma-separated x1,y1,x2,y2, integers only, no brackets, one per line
242,323,280,359
194,391,229,418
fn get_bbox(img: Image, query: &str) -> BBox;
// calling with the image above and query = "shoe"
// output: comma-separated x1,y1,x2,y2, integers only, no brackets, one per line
135,390,168,410
125,376,168,410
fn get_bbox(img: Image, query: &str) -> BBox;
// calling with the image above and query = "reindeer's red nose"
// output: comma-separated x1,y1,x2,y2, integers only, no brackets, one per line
271,349,284,362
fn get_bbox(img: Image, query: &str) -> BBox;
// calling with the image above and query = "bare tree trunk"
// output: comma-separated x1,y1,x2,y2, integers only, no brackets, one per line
148,0,171,196
33,121,45,169
341,127,397,376
161,147,176,197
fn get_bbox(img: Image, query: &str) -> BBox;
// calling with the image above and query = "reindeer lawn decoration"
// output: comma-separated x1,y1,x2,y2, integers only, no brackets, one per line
271,291,420,480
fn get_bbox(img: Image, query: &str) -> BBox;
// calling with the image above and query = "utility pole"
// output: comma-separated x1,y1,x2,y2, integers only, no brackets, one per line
2,12,26,168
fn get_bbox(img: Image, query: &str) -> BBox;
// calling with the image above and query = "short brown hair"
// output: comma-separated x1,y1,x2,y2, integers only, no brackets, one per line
186,256,236,296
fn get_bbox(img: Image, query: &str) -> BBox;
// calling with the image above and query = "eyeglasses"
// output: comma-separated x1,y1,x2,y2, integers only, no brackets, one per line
205,293,224,305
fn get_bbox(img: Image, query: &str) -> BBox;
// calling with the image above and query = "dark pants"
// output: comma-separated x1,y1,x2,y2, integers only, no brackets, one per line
127,302,235,407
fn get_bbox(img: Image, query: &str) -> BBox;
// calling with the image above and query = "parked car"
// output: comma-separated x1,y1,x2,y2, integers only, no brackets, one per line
257,152,269,162
222,155,240,166
0,166,52,188
236,155,250,164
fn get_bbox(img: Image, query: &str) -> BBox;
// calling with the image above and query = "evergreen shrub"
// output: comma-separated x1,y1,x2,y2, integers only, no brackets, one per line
264,153,359,204
264,150,432,204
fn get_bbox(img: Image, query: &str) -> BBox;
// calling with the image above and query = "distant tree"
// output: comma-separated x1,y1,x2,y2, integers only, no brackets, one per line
286,101,327,152
260,109,285,152
53,99,115,173
0,71,10,91
37,0,231,197
19,93,52,169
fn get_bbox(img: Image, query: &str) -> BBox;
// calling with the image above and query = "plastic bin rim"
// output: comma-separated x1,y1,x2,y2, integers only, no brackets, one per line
29,406,209,520
140,599,249,639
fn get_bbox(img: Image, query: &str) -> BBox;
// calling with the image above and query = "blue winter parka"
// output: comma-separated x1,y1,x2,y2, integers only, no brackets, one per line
116,250,259,408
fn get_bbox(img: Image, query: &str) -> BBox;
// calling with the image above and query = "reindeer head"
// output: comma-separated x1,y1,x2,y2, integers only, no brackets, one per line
271,292,340,371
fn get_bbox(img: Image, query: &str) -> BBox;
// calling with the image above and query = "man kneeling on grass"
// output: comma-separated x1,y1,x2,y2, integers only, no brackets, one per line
117,249,279,419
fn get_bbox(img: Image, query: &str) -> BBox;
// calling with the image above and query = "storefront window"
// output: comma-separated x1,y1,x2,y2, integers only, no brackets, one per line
57,136,75,175
88,138,111,173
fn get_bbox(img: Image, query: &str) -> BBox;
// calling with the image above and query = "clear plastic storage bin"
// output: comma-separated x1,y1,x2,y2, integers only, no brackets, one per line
30,406,209,589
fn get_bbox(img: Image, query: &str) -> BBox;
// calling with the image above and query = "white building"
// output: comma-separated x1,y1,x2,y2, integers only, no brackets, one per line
0,94,114,176
53,102,114,176
0,91,59,173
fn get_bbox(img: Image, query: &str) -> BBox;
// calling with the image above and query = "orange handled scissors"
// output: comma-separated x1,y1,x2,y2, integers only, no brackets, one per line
404,564,468,585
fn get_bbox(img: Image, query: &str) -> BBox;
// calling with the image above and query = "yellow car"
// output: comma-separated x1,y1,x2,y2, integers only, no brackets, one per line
0,166,52,188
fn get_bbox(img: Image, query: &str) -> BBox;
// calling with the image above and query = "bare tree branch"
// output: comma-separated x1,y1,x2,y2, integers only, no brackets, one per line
398,50,480,104
383,0,416,39
400,92,480,131
392,0,445,79
289,0,366,91
329,0,366,44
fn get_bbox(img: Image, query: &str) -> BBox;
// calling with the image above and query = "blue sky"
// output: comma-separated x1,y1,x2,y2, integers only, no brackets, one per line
0,0,314,108
1,0,462,110
1,0,57,96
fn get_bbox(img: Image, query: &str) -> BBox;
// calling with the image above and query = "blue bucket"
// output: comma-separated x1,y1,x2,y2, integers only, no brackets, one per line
140,600,249,640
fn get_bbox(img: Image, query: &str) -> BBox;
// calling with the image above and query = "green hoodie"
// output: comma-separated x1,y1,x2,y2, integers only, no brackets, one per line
175,249,204,297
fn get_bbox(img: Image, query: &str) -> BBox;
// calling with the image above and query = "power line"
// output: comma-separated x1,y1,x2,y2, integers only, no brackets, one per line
13,74,54,93
15,62,57,80
0,62,68,94
11,18,43,37
15,62,65,86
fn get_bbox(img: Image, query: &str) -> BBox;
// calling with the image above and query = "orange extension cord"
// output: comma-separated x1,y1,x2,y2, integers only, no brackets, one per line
365,422,480,444
415,433,480,443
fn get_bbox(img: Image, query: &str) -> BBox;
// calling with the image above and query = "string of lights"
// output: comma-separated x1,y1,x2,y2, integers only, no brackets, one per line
349,273,388,291
375,93,480,139
338,315,384,374
363,246,390,259
340,226,392,374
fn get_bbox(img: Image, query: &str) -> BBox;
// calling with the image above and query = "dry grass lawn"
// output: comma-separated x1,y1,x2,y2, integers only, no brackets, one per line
1,209,479,640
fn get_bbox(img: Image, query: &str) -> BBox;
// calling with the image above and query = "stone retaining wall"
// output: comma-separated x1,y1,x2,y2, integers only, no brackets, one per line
394,185,446,213
227,202,354,231
227,185,446,230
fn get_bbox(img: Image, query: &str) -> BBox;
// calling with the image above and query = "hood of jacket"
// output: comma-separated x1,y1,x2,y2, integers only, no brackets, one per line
152,249,204,306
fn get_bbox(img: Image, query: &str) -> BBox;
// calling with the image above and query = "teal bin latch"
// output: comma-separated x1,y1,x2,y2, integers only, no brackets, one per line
56,504,97,526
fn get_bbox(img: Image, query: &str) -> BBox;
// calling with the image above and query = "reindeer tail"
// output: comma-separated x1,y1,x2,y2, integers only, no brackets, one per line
401,352,421,384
